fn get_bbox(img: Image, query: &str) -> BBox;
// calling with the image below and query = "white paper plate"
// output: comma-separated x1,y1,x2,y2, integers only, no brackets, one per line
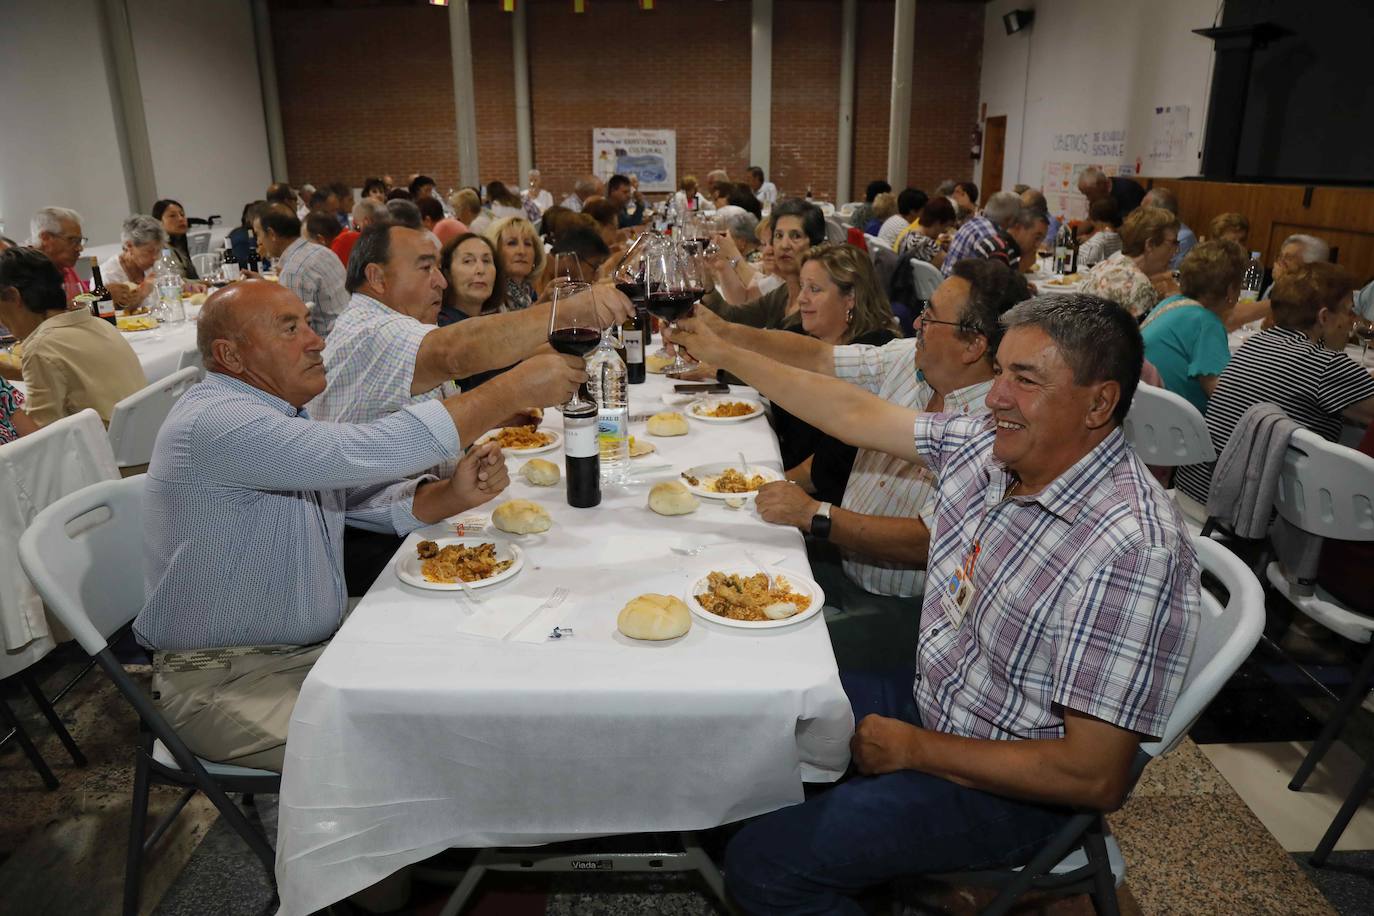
686,397,764,423
678,462,780,500
685,566,825,630
478,428,562,456
395,537,525,591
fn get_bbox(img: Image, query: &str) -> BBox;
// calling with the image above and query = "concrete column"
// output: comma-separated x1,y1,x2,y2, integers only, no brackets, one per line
449,0,481,187
97,0,156,211
251,0,289,183
512,3,533,182
835,0,857,203
886,0,917,188
749,0,773,178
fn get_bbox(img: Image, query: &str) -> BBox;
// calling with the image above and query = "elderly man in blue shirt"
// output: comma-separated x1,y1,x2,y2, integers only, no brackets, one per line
133,280,587,772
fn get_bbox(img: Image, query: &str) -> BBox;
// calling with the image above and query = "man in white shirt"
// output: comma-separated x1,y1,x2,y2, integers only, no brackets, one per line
560,177,601,214
522,169,554,215
681,260,1030,668
748,166,778,208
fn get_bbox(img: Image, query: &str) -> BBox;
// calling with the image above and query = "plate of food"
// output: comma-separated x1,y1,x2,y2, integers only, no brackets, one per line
395,537,524,591
687,397,764,423
479,425,562,455
116,314,159,332
678,462,780,500
685,567,824,629
1044,274,1080,287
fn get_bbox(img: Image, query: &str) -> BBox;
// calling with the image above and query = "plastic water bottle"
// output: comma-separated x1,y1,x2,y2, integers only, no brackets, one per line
1240,251,1264,303
586,330,629,485
153,248,186,323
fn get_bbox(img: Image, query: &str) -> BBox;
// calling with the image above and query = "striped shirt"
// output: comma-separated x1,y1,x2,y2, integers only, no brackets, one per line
941,215,998,276
1175,327,1374,504
913,415,1198,741
834,338,991,597
134,373,460,651
876,215,911,249
277,238,350,338
1076,230,1122,270
310,294,461,474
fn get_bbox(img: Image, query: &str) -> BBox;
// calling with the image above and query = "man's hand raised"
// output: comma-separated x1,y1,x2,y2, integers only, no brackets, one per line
665,307,735,370
504,352,589,408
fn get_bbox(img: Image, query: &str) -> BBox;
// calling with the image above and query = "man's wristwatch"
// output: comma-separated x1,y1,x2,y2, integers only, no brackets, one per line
810,501,833,539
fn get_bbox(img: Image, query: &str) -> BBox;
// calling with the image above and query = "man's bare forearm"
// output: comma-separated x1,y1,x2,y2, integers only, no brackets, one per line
831,510,929,568
442,303,551,378
717,323,834,376
440,372,528,447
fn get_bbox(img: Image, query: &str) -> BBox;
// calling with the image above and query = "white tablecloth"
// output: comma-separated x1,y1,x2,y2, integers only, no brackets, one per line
274,374,855,915
1028,270,1085,296
121,314,200,383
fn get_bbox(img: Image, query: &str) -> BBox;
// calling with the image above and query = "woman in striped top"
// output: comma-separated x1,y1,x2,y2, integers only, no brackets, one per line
1175,261,1374,505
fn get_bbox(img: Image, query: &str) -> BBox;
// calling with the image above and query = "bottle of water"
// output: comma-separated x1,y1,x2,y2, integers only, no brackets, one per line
586,330,629,485
1052,219,1072,275
1240,251,1264,303
153,248,186,323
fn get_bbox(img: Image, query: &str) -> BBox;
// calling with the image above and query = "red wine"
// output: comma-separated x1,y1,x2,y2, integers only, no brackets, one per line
645,292,696,322
615,281,646,302
563,403,601,508
549,327,600,357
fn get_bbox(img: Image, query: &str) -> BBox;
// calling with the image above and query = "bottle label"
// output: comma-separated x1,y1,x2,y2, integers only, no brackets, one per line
597,413,627,447
564,419,599,458
97,298,115,319
624,330,644,363
1240,288,1260,303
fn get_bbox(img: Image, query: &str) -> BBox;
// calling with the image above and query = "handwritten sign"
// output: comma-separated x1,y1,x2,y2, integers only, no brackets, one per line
1052,129,1128,160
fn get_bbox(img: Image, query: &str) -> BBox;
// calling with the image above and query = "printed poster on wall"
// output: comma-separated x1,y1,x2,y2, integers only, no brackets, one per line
1041,127,1130,222
592,128,676,193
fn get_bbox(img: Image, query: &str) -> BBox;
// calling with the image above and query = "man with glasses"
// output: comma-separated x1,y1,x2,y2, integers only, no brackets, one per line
674,260,1030,669
30,207,88,303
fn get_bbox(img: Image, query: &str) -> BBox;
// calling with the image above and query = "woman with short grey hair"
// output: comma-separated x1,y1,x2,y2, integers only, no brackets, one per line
101,214,169,312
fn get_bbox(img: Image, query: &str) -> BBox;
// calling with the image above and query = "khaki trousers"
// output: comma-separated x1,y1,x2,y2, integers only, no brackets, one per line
151,643,326,772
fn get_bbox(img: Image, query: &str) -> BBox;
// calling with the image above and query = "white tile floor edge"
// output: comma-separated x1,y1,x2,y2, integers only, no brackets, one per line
1200,740,1374,853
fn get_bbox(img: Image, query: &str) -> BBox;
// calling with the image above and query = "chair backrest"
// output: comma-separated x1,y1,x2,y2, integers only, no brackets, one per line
1122,382,1216,468
107,366,200,468
176,346,204,378
911,259,943,301
1272,427,1374,542
186,230,212,257
823,218,847,243
867,242,899,294
1140,536,1265,759
17,476,147,655
191,251,220,278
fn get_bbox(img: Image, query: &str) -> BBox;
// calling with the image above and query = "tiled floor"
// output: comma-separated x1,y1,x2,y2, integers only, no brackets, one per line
2,636,1370,915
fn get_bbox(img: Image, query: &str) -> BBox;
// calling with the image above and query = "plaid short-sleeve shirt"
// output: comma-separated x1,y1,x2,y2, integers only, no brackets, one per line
912,414,1199,741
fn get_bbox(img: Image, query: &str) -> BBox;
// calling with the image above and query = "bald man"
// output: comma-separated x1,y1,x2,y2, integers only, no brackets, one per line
133,281,586,771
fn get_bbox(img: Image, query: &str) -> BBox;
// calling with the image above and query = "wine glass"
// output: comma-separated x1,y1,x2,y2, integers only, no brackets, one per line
1355,317,1374,366
551,252,583,290
547,280,597,411
644,239,699,376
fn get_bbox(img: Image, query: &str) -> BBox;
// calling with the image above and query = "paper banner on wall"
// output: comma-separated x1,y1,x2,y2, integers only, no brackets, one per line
1041,160,1128,223
1148,105,1190,162
592,128,676,193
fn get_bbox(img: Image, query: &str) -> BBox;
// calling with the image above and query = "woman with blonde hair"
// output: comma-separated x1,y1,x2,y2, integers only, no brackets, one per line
1079,206,1180,319
673,174,707,214
773,242,901,505
484,216,546,311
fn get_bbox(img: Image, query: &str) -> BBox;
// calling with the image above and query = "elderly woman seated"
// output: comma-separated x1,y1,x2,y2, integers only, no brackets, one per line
1079,206,1179,319
101,215,168,313
484,216,546,312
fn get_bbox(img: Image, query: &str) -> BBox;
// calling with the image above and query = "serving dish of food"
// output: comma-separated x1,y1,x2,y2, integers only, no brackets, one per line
395,537,525,590
686,397,764,423
685,567,824,629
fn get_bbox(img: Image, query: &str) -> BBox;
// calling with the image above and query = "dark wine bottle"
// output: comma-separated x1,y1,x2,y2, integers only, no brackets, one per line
564,403,601,508
89,257,115,324
622,309,646,384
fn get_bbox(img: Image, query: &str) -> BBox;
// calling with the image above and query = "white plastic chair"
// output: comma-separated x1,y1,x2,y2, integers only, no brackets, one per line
106,366,200,470
18,476,278,916
911,258,943,301
1264,427,1374,865
191,251,219,278
928,536,1264,915
824,217,847,243
186,230,212,257
1123,383,1217,532
175,346,204,379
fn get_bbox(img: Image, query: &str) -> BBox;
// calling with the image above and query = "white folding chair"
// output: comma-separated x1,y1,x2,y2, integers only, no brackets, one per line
927,537,1264,915
824,217,847,243
191,251,219,278
18,477,279,916
910,258,943,302
106,366,200,470
1122,383,1217,532
1264,428,1374,865
175,346,204,379
867,241,899,294
186,230,212,257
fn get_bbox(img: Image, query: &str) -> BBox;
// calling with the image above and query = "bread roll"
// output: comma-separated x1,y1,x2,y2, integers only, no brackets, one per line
520,458,560,486
648,481,698,516
646,412,689,437
492,499,552,534
617,594,691,640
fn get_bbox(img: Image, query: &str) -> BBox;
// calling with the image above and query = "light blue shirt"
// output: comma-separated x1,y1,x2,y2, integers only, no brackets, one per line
1356,280,1374,322
1141,297,1230,414
1168,223,1197,271
134,372,460,650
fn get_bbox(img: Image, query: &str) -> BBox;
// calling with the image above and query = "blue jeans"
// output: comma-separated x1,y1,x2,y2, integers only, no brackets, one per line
724,669,1073,915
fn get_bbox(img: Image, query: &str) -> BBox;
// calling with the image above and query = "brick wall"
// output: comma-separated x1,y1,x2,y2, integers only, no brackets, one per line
269,0,980,205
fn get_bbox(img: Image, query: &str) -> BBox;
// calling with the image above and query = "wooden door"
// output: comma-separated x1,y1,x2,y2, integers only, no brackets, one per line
981,116,1007,203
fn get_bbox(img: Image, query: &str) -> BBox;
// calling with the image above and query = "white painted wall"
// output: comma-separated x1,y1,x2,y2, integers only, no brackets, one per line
0,0,271,248
977,0,1218,219
0,0,132,246
128,0,273,230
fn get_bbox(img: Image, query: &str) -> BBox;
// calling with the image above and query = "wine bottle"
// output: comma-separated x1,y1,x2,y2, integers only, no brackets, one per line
563,402,601,508
623,309,646,384
89,257,115,324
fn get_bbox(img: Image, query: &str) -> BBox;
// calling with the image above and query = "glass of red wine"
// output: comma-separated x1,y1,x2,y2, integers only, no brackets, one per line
644,238,702,376
547,280,597,410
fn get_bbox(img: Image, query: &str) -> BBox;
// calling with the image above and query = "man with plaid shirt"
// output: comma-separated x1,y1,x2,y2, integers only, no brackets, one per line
941,190,1023,276
669,294,1199,915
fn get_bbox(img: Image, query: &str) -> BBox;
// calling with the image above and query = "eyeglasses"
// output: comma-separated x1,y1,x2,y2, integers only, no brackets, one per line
912,309,973,344
57,234,88,246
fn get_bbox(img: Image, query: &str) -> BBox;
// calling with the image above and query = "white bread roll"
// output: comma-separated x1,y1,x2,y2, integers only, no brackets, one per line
617,594,691,640
492,499,552,534
647,412,689,436
519,458,560,486
648,481,698,516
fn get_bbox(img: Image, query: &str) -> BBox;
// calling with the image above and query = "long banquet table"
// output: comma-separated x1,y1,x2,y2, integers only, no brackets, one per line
273,372,856,915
